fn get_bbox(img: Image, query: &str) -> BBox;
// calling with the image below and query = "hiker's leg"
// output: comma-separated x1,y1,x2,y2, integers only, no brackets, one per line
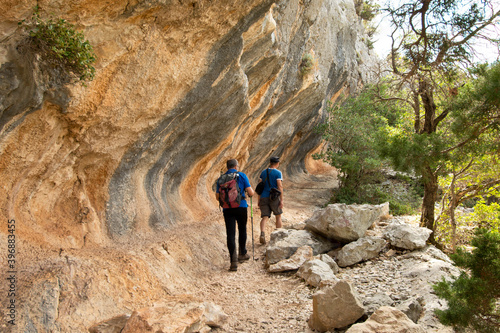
259,198,271,244
236,207,248,255
275,214,282,229
270,198,283,229
223,210,237,259
259,197,271,232
260,216,268,232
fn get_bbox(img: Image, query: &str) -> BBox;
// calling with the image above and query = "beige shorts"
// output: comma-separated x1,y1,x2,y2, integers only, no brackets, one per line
259,197,282,217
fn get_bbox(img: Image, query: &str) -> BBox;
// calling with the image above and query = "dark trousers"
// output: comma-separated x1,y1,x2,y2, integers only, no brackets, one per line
223,207,248,260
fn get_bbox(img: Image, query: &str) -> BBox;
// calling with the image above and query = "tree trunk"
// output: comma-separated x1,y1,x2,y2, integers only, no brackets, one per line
421,166,438,244
417,80,440,244
419,79,437,134
450,177,458,252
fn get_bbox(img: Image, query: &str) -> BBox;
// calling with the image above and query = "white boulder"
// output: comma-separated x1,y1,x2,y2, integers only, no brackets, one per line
336,236,387,267
305,203,389,243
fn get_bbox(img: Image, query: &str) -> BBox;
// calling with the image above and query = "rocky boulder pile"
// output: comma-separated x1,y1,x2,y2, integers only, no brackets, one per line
264,203,459,332
89,300,228,333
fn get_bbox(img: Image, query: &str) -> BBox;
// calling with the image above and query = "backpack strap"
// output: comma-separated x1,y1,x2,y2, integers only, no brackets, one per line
234,172,245,199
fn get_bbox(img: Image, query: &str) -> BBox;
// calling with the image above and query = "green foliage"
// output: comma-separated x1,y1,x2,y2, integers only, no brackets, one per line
314,87,387,190
379,0,500,235
377,127,449,175
468,199,500,232
430,63,500,249
329,177,422,216
315,85,423,215
433,229,500,332
387,0,497,68
299,52,315,76
436,152,500,250
355,0,379,21
451,61,500,138
19,6,96,83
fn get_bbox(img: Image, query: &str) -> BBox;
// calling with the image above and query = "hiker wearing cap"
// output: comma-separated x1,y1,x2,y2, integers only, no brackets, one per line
216,159,255,271
257,156,283,244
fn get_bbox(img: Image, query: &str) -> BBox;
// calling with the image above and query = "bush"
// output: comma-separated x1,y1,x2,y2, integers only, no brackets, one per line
314,86,390,191
355,0,379,21
433,229,500,332
19,6,96,83
299,52,315,76
315,84,424,214
328,175,422,216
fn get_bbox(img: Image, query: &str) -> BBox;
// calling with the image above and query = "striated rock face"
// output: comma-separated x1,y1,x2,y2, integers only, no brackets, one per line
0,0,373,248
0,2,374,331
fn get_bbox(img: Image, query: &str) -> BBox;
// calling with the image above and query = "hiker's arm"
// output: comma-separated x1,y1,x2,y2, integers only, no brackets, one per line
257,178,262,204
215,193,219,201
246,186,254,197
277,179,283,208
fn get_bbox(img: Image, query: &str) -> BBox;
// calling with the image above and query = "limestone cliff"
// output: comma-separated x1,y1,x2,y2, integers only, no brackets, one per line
0,0,374,331
1,0,372,247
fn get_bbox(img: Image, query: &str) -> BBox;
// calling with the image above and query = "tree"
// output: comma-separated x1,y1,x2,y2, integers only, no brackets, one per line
436,152,500,251
433,228,500,332
315,87,395,202
377,0,500,243
315,85,425,214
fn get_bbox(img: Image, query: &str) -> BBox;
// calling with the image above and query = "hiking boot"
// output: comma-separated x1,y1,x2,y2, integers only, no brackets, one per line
238,253,250,262
229,252,238,271
229,261,238,271
259,232,266,244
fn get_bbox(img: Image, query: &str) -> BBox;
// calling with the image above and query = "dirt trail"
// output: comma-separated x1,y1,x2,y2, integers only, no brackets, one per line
198,167,338,333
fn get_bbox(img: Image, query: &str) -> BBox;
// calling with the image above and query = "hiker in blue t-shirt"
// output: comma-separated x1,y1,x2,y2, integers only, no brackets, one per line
257,156,283,244
216,159,255,271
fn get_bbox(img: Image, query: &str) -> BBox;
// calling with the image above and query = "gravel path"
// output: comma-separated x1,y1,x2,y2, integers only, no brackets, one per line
198,169,338,332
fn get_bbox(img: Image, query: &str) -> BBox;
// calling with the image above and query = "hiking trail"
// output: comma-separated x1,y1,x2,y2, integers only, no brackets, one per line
198,167,338,332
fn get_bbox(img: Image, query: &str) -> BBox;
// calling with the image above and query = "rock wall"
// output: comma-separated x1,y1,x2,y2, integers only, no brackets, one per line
0,3,375,330
0,0,373,249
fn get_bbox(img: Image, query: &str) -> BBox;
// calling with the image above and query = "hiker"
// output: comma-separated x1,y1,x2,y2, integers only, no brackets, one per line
216,159,255,271
257,156,283,244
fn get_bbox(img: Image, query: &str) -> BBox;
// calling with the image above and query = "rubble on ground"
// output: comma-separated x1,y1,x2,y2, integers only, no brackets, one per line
264,202,458,332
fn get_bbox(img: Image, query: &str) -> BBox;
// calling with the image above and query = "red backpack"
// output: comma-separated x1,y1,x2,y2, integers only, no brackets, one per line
217,173,242,208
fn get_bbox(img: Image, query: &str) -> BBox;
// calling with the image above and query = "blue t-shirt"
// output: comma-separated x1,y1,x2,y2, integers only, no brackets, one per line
216,169,251,208
259,168,283,198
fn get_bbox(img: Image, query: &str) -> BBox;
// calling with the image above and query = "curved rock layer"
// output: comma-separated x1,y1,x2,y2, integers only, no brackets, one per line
0,0,373,249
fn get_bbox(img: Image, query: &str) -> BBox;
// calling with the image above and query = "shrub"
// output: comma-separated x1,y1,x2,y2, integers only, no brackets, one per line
18,6,96,83
327,175,422,216
355,0,379,21
299,52,315,76
433,228,500,332
314,86,390,191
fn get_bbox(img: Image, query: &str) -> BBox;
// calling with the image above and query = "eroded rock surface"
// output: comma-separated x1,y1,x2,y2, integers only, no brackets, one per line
0,0,374,249
0,1,375,331
345,306,426,333
268,245,313,272
297,258,338,287
305,203,389,242
384,220,433,250
265,229,336,266
309,280,365,331
336,236,387,267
